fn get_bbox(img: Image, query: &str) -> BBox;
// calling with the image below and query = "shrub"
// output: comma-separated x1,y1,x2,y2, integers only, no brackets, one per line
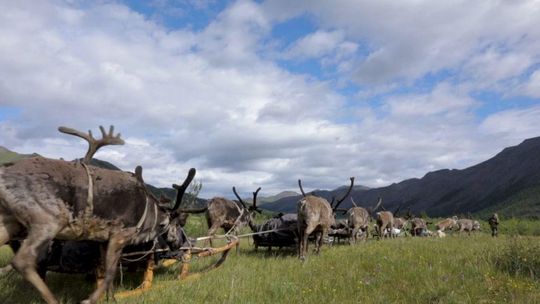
493,237,540,279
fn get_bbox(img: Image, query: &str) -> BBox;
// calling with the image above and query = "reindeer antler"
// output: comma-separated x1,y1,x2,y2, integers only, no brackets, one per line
58,125,125,164
330,196,336,208
171,168,196,211
298,179,307,197
406,207,413,219
372,197,383,212
332,177,355,211
233,186,248,209
393,204,402,217
350,197,358,207
251,187,262,213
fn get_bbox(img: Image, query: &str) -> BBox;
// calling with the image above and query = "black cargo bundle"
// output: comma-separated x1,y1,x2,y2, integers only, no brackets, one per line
253,213,298,249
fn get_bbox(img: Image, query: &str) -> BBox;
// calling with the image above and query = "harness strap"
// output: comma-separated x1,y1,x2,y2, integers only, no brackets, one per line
135,196,150,232
224,206,246,236
81,162,94,219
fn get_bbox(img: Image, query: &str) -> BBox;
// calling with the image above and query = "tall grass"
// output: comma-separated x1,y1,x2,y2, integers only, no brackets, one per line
496,218,540,236
493,237,540,280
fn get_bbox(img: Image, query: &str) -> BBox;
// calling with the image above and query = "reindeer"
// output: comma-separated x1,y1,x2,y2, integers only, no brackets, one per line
455,219,481,236
4,171,197,290
392,206,410,234
0,125,194,304
410,217,429,236
435,216,458,232
205,186,262,248
297,177,354,260
374,199,394,239
346,197,380,244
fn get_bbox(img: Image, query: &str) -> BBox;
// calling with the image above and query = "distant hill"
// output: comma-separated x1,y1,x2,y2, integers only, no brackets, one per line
262,185,370,213
263,137,540,218
0,146,39,164
245,190,300,205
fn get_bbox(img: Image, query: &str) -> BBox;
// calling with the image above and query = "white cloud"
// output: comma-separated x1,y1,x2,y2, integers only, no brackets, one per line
480,106,540,143
285,30,357,60
1,0,539,200
524,70,540,98
0,0,348,197
385,83,476,118
263,0,540,92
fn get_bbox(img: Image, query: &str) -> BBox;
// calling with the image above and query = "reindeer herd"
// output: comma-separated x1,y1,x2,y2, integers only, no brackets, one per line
0,125,486,304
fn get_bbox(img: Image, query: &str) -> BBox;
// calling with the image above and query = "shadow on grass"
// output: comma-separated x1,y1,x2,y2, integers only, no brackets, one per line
238,246,298,259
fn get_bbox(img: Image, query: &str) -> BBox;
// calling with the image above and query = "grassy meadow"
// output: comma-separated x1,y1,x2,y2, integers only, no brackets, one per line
0,217,539,303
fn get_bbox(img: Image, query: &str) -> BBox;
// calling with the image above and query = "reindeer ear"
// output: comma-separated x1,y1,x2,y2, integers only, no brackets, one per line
158,194,172,209
159,194,171,204
135,166,144,184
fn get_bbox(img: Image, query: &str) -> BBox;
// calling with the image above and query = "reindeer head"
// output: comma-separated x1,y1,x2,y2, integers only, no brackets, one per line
367,197,383,220
330,177,355,215
298,177,355,216
233,186,262,229
132,166,197,249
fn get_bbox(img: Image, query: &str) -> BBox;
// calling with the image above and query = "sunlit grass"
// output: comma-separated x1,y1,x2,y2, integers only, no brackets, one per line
1,219,539,303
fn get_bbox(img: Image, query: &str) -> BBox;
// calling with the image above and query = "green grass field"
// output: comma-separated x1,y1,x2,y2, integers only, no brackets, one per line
1,218,539,303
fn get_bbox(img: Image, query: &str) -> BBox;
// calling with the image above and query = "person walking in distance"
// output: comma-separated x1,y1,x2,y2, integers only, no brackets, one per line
488,213,499,237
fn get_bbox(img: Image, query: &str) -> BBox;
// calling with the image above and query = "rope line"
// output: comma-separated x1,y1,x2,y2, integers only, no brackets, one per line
118,228,288,258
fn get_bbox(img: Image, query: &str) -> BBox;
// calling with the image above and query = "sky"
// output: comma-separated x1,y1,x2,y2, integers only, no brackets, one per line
1,0,540,198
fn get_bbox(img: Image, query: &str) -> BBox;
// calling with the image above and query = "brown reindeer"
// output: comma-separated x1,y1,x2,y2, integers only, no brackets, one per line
297,177,354,260
391,206,409,235
346,197,380,244
205,186,262,248
410,217,429,236
456,219,481,236
435,216,458,232
374,199,394,239
4,170,197,291
392,218,408,234
0,125,195,304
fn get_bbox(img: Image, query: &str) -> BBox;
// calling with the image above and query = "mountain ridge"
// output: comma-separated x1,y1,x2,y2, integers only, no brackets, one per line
263,137,540,218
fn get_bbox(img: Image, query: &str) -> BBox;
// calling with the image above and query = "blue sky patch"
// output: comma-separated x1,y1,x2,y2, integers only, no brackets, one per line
0,106,21,122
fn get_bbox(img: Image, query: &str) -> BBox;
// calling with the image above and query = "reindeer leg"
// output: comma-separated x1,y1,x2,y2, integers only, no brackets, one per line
298,227,307,260
303,224,317,257
11,223,61,304
82,230,131,304
94,244,106,296
314,230,323,255
206,225,219,248
350,227,359,245
300,232,308,260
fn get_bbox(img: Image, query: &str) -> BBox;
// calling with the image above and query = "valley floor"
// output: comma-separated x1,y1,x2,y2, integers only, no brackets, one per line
0,232,539,303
